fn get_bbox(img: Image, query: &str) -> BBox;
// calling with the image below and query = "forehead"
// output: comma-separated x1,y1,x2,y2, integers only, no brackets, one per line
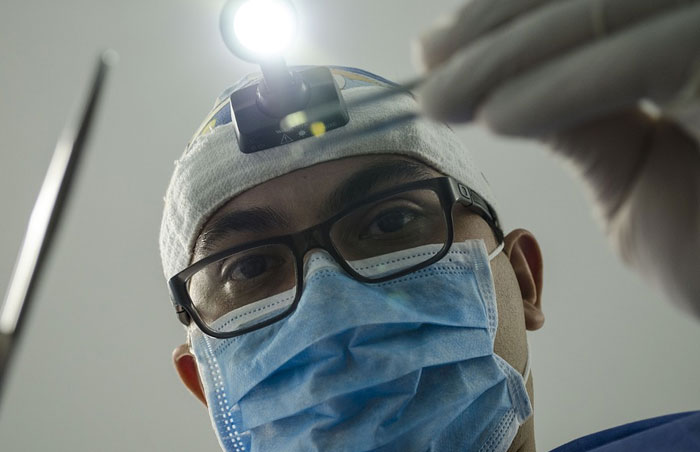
193,155,441,257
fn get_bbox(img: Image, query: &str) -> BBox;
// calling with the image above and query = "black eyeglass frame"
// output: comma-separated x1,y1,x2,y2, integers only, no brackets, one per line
168,176,503,339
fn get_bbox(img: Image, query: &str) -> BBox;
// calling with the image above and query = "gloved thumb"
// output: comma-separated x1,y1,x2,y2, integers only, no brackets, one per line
414,0,553,72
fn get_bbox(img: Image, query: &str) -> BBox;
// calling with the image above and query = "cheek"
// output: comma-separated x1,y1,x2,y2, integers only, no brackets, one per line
491,257,529,375
452,208,498,251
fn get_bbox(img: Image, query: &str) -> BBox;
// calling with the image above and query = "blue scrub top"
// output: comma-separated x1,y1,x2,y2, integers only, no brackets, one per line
551,411,700,451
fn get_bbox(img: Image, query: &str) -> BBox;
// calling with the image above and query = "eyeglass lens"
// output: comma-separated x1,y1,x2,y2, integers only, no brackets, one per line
330,189,448,278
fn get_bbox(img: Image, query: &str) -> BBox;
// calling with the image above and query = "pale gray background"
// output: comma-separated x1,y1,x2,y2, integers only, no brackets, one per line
1,0,698,451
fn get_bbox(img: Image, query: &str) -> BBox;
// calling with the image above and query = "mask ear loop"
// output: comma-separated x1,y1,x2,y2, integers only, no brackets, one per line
488,241,505,261
485,239,531,381
522,338,532,382
487,240,532,382
186,326,196,353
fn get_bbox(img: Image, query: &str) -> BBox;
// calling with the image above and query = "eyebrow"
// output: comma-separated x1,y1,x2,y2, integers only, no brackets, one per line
196,159,435,255
321,159,435,219
197,206,291,254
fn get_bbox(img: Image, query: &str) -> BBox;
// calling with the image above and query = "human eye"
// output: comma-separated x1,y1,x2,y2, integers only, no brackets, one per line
221,253,285,282
359,204,426,240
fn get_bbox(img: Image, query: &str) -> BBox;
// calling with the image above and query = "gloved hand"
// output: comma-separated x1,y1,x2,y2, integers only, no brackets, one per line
414,0,700,317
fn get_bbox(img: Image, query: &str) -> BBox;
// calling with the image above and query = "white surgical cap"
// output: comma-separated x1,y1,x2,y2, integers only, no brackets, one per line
159,66,497,279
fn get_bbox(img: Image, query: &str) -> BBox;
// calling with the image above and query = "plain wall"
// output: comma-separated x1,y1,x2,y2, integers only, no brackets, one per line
1,1,698,450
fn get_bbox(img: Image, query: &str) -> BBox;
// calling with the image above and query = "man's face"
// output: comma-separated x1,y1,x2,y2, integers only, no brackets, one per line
175,154,544,451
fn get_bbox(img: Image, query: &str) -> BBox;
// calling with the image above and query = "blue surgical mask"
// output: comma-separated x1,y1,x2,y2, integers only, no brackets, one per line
189,240,532,452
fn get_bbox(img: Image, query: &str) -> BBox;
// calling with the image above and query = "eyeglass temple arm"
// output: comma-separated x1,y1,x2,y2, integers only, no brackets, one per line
169,277,193,327
455,182,504,244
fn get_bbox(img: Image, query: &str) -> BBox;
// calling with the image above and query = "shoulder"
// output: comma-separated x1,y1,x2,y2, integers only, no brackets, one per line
551,411,700,452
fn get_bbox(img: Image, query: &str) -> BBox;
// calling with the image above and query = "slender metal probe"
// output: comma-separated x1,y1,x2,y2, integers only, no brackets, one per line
0,51,117,409
281,76,424,131
280,76,425,147
343,76,424,113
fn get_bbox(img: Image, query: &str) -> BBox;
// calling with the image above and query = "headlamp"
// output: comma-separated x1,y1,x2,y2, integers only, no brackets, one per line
220,0,349,154
221,0,297,63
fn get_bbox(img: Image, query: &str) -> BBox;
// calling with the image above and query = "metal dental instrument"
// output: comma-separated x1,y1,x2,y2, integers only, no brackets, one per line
280,77,424,132
0,51,116,409
280,76,426,146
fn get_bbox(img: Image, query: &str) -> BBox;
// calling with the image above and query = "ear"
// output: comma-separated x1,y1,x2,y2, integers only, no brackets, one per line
503,229,544,331
173,343,208,407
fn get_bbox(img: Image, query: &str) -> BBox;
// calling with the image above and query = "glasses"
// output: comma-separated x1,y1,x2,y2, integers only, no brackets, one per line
169,177,502,339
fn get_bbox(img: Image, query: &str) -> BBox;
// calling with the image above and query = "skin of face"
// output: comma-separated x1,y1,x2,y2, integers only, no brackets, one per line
172,154,545,452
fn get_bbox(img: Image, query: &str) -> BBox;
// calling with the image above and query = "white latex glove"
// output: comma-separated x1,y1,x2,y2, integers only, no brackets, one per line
415,0,700,317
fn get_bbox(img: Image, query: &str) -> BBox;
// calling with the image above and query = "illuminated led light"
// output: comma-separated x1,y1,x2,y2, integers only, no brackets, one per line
231,0,297,58
310,121,326,137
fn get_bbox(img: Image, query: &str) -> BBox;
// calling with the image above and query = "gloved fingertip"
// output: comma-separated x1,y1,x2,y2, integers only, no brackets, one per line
416,72,471,123
415,14,457,71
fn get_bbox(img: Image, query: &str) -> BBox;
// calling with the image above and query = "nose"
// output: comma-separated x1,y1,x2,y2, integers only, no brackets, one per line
293,227,335,267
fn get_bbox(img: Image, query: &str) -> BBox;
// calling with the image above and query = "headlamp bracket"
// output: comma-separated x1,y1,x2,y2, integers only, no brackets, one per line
230,66,349,154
